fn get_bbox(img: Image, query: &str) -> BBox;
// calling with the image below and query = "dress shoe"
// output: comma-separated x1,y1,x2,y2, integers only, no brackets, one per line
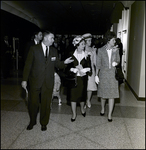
108,119,112,122
86,102,91,108
41,125,47,131
100,112,105,116
71,118,76,122
71,114,77,122
82,112,86,117
27,123,36,130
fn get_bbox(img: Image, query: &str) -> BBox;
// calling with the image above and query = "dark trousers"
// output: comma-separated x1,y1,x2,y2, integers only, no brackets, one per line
28,81,53,126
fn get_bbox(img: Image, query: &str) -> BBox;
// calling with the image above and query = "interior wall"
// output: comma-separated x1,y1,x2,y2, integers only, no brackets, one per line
127,1,145,98
116,8,130,80
139,13,145,97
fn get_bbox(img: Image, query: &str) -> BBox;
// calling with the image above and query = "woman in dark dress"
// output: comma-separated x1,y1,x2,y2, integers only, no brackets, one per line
65,35,92,122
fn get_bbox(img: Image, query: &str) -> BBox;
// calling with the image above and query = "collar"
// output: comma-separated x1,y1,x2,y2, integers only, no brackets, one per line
42,42,49,49
34,39,38,45
73,49,87,59
41,42,50,56
106,48,112,51
105,44,112,51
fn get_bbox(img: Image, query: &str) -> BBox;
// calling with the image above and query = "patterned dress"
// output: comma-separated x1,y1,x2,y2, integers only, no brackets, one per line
96,45,120,98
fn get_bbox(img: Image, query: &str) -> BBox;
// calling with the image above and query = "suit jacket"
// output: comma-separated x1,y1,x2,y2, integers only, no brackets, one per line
24,40,36,62
96,45,120,70
23,44,65,89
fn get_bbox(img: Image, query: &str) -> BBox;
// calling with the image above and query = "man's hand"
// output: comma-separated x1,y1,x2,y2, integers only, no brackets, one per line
64,57,74,64
21,81,27,90
95,75,100,84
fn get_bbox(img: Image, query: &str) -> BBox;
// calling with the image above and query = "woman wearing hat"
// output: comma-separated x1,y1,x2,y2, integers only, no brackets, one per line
82,33,97,108
95,31,120,122
65,35,92,121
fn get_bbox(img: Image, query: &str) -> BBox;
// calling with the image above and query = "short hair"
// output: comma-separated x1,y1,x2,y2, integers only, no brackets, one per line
42,30,54,38
115,38,121,44
34,30,42,36
104,31,116,43
31,30,42,40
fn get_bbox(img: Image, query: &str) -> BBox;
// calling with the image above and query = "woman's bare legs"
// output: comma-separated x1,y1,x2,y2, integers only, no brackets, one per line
71,102,76,119
101,98,106,114
86,91,92,108
108,98,114,119
80,102,86,114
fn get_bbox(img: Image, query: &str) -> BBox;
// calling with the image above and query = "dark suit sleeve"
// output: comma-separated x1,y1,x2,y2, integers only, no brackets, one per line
22,46,34,81
24,40,35,62
53,47,66,69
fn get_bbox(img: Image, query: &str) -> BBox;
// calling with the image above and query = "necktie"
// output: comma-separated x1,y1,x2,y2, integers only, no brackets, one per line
45,46,48,59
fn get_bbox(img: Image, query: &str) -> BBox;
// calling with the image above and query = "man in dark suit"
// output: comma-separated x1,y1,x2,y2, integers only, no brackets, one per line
23,30,43,62
21,30,73,131
23,30,43,91
23,30,43,63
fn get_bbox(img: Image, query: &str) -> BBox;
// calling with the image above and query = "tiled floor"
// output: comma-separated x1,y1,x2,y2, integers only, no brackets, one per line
1,70,145,149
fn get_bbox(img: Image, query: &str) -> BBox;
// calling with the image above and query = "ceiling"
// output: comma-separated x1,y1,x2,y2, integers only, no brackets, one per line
1,1,134,35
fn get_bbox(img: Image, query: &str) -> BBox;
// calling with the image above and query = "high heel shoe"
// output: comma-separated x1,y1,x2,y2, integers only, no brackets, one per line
108,119,112,122
100,112,105,116
82,112,86,117
71,115,76,122
71,118,76,122
108,114,112,122
86,102,91,108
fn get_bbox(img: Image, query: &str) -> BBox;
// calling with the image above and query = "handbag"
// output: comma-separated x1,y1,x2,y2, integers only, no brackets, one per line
115,67,124,81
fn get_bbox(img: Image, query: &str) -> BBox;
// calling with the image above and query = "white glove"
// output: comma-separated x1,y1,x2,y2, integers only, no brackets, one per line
95,75,100,84
112,62,118,67
70,68,78,73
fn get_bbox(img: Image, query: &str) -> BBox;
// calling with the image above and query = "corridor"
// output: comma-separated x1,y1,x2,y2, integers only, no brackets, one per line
1,69,145,149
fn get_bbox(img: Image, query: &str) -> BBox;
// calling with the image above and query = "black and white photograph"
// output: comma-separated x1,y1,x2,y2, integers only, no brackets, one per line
1,1,145,149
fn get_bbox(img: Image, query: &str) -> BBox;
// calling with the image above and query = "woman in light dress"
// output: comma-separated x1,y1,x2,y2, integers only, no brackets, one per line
82,33,97,108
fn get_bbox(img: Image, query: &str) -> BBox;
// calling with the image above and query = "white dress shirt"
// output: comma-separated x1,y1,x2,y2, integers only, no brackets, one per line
41,42,49,56
34,39,38,45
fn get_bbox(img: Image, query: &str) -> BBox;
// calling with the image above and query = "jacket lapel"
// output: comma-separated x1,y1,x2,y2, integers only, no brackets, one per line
103,46,110,67
39,44,48,63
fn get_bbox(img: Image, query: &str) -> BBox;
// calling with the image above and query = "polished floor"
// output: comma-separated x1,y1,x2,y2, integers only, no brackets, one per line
1,70,145,149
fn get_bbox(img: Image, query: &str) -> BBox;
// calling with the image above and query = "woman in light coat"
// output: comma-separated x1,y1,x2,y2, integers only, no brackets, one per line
95,31,120,122
82,33,97,108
